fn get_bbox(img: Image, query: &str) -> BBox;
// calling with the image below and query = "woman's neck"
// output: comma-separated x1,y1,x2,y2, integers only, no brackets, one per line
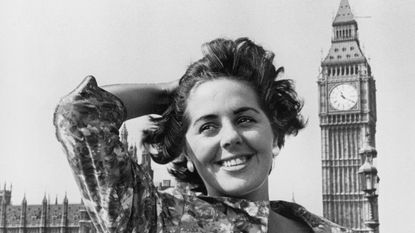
239,186,269,201
207,179,270,201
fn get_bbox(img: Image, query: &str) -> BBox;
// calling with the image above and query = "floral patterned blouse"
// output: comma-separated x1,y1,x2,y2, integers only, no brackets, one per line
54,76,351,233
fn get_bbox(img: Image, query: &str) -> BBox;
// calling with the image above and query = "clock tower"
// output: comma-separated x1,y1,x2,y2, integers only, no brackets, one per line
318,0,379,232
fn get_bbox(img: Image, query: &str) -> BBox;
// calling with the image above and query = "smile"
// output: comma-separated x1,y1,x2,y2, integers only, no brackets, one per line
216,154,254,169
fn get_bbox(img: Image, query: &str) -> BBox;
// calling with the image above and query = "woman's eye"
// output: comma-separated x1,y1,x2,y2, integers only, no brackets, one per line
199,123,217,134
237,116,255,125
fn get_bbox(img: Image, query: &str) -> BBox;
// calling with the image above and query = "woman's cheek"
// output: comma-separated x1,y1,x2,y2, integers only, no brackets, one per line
192,136,219,162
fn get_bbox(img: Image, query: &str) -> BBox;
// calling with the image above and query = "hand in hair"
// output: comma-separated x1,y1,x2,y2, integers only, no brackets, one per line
102,79,179,120
136,114,163,155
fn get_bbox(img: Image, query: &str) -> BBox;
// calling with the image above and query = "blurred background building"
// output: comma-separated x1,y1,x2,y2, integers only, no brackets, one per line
0,186,95,233
0,125,173,233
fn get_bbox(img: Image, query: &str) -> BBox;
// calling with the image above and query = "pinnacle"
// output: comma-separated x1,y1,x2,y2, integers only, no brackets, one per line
333,0,355,25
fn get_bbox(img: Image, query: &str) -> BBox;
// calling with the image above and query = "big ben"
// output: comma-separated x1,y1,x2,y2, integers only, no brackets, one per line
319,0,379,232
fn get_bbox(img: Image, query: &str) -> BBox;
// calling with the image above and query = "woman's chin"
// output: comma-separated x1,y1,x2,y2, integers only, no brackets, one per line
214,178,269,200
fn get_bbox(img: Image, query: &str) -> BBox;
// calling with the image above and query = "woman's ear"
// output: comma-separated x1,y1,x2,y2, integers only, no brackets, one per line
186,159,195,173
182,146,196,173
269,139,280,174
272,147,280,158
183,141,196,169
272,139,280,158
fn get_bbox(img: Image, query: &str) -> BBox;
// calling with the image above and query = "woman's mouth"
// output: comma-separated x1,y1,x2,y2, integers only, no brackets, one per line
216,154,254,170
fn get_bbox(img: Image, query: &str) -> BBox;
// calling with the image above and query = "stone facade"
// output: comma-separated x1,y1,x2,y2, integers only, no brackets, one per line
0,189,95,233
318,0,379,232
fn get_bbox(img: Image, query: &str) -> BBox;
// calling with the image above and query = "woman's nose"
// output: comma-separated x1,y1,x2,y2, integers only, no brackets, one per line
220,123,243,149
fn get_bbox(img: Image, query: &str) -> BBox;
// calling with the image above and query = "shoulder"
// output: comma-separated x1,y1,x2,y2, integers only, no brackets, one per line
271,201,352,233
269,209,312,233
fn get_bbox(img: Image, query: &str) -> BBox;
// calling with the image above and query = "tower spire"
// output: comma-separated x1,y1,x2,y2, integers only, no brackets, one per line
42,193,48,205
61,192,69,233
333,0,356,25
323,0,366,65
19,194,27,233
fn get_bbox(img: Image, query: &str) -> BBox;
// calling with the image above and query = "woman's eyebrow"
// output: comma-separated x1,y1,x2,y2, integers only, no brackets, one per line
192,114,217,126
233,107,260,115
191,107,259,127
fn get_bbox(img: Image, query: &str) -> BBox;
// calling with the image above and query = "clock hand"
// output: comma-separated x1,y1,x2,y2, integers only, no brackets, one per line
344,97,355,103
340,92,355,103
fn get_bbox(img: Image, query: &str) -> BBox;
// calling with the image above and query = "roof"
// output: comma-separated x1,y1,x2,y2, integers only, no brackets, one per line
4,203,84,227
322,40,366,65
333,0,356,25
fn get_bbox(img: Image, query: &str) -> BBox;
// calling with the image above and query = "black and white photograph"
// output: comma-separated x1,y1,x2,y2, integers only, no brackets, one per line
1,0,414,232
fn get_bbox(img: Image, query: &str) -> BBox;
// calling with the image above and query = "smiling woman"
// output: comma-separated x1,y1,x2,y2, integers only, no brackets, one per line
184,79,275,200
54,37,351,232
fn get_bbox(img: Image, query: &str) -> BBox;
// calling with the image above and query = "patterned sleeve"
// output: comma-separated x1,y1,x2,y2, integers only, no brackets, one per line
54,76,157,233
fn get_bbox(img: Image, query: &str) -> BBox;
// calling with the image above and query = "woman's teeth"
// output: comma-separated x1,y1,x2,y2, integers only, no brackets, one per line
222,156,249,167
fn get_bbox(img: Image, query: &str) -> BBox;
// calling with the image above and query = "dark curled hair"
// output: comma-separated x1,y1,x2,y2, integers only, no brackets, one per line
147,37,306,194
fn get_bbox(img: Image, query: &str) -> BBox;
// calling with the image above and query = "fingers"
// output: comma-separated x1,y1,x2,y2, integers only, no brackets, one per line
141,114,162,132
148,114,163,122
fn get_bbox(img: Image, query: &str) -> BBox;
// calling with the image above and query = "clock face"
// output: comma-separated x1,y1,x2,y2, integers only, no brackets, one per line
329,84,358,110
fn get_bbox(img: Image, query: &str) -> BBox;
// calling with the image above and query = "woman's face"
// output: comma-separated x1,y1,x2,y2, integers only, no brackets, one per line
184,78,276,200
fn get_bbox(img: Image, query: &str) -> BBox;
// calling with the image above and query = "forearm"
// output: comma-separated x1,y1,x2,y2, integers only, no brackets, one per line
102,80,176,120
54,76,133,232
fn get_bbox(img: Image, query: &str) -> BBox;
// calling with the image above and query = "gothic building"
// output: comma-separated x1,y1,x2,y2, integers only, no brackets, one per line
319,0,379,232
0,186,95,233
0,124,165,233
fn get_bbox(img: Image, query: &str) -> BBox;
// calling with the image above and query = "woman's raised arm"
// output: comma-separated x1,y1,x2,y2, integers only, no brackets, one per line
102,79,178,120
54,76,161,232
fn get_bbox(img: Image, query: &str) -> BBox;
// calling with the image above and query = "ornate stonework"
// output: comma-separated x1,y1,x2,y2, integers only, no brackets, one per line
319,0,379,232
0,189,95,233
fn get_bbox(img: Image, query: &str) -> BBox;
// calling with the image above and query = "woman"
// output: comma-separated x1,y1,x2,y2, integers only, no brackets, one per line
54,38,350,233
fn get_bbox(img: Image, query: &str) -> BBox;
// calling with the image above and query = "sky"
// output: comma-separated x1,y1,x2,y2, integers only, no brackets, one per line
0,0,414,232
